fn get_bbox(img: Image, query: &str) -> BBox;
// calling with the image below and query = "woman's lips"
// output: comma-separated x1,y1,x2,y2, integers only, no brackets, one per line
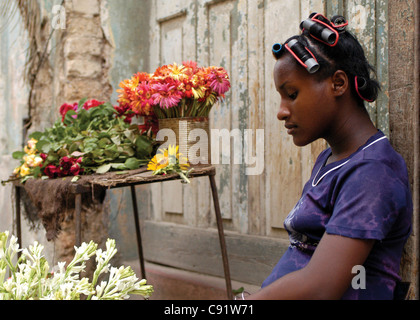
285,124,297,134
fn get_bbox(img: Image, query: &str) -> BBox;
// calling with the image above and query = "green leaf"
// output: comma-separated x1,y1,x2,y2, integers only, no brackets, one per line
135,135,153,158
124,158,141,170
57,148,69,157
124,129,136,143
98,137,111,148
69,142,81,154
111,136,121,145
232,287,245,295
103,102,117,114
115,171,129,175
63,110,77,126
47,153,59,163
111,163,127,170
77,98,88,111
96,164,111,174
122,146,135,157
36,140,50,153
29,131,44,141
12,151,25,160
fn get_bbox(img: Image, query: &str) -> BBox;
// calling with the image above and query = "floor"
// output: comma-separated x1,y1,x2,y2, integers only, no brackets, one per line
124,260,261,300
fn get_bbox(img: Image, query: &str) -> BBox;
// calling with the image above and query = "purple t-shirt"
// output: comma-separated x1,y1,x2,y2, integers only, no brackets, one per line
262,131,412,299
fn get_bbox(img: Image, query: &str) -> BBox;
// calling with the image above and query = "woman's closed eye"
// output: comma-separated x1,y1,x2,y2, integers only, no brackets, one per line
288,91,298,100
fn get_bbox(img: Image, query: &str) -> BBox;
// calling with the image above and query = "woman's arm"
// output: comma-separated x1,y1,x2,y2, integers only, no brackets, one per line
247,233,375,300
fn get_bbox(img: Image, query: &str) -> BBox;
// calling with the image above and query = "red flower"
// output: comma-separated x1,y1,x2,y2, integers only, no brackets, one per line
59,156,83,176
44,165,60,179
59,100,104,122
44,157,84,179
83,99,104,110
59,103,78,121
114,103,134,123
138,116,159,135
59,156,72,174
70,163,83,176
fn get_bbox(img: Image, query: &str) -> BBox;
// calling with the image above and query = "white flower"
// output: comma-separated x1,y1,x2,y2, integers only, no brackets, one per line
1,231,153,300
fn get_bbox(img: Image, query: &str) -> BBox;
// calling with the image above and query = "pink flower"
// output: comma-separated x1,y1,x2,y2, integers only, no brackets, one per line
151,83,182,109
208,68,231,95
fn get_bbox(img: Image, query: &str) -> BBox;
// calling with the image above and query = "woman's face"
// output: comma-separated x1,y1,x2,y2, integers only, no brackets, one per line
273,54,336,146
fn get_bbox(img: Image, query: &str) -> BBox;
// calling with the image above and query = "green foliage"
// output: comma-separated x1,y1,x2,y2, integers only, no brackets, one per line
30,99,157,176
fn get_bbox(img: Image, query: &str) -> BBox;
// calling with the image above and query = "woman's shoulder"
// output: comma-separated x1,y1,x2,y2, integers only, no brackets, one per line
313,131,410,189
352,131,409,182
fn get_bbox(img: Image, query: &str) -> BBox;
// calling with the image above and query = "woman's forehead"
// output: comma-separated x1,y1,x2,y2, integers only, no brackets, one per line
274,55,306,82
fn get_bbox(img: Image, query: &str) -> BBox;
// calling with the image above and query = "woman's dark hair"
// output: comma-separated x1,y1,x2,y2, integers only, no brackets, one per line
283,19,381,107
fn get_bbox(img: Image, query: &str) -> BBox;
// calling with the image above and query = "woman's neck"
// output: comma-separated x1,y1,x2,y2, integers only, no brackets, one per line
325,106,378,165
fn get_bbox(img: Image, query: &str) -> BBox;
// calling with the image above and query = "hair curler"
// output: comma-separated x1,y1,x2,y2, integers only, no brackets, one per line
355,76,374,102
300,17,337,46
285,39,320,74
272,43,284,59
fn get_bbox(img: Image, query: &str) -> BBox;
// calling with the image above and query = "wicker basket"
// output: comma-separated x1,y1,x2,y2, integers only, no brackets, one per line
158,117,210,164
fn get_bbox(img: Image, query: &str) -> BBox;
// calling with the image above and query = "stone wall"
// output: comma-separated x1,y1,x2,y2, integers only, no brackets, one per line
1,0,114,269
48,0,113,268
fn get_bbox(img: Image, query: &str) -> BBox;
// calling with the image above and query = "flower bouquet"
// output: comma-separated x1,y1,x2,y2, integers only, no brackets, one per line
117,61,231,119
117,62,230,165
9,98,157,183
0,231,153,300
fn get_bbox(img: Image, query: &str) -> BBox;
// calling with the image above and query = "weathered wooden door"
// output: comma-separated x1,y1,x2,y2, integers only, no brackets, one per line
145,0,389,285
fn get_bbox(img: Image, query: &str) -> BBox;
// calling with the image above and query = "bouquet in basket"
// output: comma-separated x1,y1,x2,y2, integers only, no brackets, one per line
116,61,231,119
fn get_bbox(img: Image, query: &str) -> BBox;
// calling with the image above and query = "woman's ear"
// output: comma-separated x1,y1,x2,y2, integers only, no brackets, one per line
330,70,348,97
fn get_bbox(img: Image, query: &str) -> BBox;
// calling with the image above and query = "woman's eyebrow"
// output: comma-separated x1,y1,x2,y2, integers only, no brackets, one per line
279,81,290,90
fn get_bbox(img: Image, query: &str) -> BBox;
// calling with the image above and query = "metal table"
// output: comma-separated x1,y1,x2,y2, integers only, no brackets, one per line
13,165,233,299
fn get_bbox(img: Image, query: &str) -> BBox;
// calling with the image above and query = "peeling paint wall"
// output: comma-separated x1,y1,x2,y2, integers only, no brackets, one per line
0,3,55,261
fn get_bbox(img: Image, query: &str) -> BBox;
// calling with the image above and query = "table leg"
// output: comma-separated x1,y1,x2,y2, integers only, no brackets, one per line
209,175,233,300
130,185,146,279
75,193,82,246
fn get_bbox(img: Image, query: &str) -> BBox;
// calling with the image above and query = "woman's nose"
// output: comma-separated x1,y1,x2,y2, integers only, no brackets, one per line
277,101,290,121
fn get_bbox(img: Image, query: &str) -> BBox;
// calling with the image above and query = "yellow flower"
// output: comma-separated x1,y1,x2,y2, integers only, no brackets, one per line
24,138,38,155
20,164,31,177
147,145,189,172
13,166,20,176
33,156,43,167
27,138,37,149
147,149,169,171
191,86,205,99
168,63,186,81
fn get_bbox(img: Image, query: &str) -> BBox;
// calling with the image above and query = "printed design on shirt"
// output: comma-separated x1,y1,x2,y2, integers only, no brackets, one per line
284,196,318,252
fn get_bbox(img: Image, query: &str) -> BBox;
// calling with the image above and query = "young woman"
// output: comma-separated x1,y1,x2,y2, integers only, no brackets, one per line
247,14,413,300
